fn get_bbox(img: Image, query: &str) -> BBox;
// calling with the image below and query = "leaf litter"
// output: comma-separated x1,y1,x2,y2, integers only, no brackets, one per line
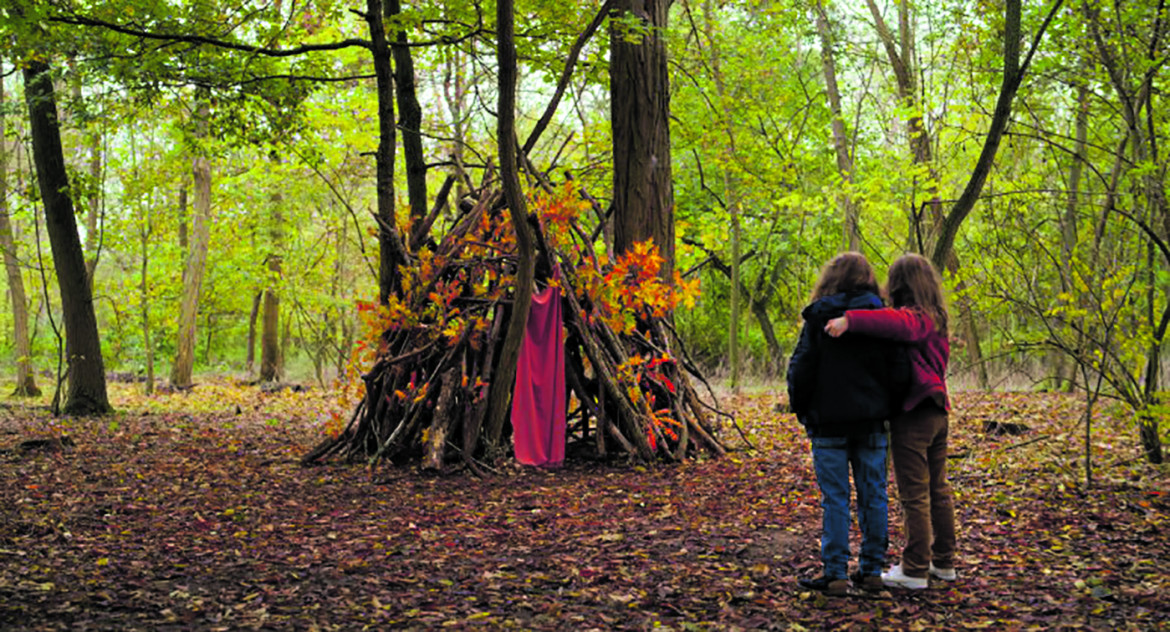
0,384,1166,630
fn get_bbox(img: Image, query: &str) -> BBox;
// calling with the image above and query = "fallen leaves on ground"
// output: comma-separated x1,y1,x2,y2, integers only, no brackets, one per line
0,384,1166,630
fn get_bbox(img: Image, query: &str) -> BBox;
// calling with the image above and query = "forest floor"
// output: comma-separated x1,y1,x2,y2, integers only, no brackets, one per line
0,380,1167,631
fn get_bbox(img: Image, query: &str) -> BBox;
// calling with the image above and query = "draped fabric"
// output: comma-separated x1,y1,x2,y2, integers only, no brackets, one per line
511,285,566,467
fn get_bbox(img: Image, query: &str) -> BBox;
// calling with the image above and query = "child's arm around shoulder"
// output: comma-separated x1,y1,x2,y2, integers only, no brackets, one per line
826,307,934,342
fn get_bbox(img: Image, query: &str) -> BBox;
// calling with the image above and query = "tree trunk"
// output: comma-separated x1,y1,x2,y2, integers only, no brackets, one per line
140,213,154,396
171,96,213,389
865,0,944,252
84,122,101,287
931,0,1062,268
610,0,675,281
1056,70,1089,392
1085,0,1166,464
482,0,537,451
697,0,744,389
260,161,283,383
0,69,39,396
388,0,428,231
366,0,409,305
246,291,261,373
177,183,188,251
816,1,861,252
23,59,111,414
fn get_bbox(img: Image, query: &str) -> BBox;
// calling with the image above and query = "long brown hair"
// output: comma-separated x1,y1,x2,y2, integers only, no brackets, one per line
886,253,948,336
811,252,879,301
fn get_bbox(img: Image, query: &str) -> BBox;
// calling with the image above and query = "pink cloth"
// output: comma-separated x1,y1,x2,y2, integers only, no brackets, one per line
512,285,566,467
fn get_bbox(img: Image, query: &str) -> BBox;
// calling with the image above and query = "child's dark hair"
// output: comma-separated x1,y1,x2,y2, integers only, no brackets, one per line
811,252,879,301
886,253,948,336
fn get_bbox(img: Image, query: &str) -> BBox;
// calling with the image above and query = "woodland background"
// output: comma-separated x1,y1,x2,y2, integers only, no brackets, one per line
0,1,1165,452
0,0,1166,406
0,0,1168,628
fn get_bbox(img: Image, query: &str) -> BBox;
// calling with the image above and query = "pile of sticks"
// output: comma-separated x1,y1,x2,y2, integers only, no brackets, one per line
302,185,730,470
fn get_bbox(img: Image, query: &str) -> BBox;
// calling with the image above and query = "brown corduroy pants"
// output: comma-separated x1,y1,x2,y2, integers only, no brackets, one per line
891,401,956,577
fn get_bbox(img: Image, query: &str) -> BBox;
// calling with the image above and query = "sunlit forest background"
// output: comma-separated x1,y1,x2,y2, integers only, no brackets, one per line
0,1,1166,449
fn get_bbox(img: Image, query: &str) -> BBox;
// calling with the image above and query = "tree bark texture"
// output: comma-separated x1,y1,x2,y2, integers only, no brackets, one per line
482,0,537,450
260,182,283,383
23,59,111,414
610,0,675,280
171,97,213,389
367,0,408,305
0,70,39,396
387,0,428,230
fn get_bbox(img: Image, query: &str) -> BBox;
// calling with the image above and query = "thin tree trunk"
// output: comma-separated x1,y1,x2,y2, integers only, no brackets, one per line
246,291,261,373
177,184,188,251
0,69,39,396
866,0,942,251
610,0,675,280
816,1,861,252
140,212,154,396
260,159,283,383
1057,71,1090,392
698,0,743,389
388,0,428,231
171,95,213,389
23,59,111,414
84,122,101,286
366,0,408,305
932,0,1062,268
441,47,470,198
482,0,537,451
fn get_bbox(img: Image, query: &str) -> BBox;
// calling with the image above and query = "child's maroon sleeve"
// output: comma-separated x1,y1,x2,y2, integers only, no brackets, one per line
846,308,934,342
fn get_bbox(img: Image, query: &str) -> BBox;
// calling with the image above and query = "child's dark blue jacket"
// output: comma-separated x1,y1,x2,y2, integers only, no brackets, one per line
786,291,907,437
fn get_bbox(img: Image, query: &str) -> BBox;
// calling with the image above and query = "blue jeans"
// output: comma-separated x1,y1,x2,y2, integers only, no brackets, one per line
811,432,889,579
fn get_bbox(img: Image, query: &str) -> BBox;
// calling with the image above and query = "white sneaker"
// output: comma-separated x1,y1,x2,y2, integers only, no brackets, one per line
929,563,957,581
882,564,929,589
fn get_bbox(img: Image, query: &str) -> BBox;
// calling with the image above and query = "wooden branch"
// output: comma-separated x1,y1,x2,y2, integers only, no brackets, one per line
424,368,461,470
410,175,456,252
51,14,373,55
521,0,614,156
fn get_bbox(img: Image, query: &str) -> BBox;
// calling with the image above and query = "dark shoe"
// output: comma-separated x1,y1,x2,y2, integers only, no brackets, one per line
798,575,849,596
850,571,884,592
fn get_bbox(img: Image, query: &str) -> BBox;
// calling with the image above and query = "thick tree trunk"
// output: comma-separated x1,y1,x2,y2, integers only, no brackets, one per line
171,96,213,389
0,70,39,396
366,0,409,305
482,0,536,451
816,1,861,252
610,0,675,280
388,0,428,231
23,60,110,414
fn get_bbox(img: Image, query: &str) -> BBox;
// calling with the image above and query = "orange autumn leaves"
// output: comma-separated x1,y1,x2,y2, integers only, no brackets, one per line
341,182,701,444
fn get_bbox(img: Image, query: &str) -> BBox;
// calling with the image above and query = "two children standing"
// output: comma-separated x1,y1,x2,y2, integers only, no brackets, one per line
787,252,957,594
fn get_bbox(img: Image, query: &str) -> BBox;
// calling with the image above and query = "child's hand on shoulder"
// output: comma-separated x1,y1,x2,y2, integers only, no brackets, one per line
824,316,848,337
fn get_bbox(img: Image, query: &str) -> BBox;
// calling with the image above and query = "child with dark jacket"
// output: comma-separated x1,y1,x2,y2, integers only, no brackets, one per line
787,252,907,595
824,253,957,589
